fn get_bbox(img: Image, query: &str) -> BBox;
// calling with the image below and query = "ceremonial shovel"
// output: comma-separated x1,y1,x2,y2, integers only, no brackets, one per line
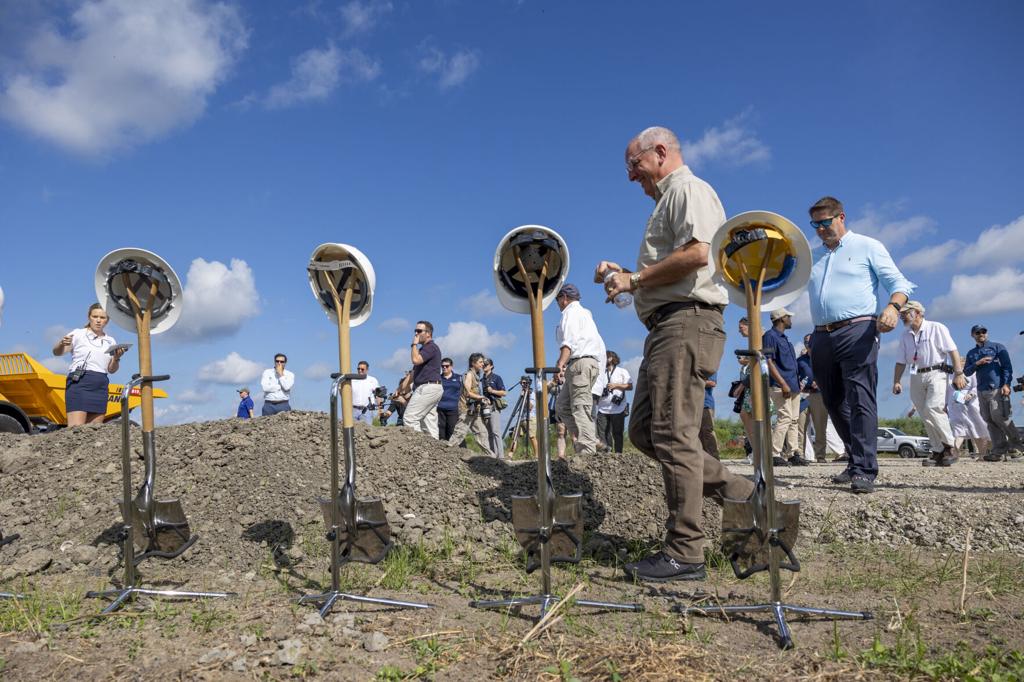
682,214,871,649
472,227,642,617
87,250,231,613
298,248,429,616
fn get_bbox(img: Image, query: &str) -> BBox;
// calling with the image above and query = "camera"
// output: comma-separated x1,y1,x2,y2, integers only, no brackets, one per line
1013,376,1024,393
611,393,625,406
373,385,388,400
601,387,611,398
481,401,492,418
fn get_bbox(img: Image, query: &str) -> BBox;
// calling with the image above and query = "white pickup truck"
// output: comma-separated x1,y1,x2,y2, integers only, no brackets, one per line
876,427,932,458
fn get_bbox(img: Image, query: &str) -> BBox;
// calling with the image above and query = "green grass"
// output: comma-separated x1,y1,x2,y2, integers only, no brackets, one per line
0,589,82,634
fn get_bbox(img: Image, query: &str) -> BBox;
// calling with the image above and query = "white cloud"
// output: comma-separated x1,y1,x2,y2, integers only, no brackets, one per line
786,291,813,331
417,43,480,90
0,0,247,155
459,289,503,317
339,0,392,36
878,339,900,358
847,205,936,250
621,355,643,384
176,387,215,403
264,44,379,109
619,337,645,352
169,258,260,342
435,321,515,365
377,317,409,333
929,268,1024,319
900,214,1024,273
41,356,69,373
303,362,333,380
682,109,770,169
197,352,263,384
380,347,410,371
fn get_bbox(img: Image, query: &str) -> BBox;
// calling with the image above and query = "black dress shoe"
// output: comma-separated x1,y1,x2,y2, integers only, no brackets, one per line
831,469,852,484
624,552,706,582
788,454,810,466
772,456,790,467
850,474,875,494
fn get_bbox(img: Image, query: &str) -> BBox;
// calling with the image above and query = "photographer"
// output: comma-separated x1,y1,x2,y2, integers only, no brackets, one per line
380,370,413,426
445,353,493,456
594,350,632,453
53,303,127,426
482,358,508,458
351,361,382,425
964,325,1024,461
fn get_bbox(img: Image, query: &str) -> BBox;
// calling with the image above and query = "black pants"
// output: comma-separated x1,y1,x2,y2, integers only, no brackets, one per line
596,411,626,452
811,320,879,480
437,408,460,441
699,407,719,459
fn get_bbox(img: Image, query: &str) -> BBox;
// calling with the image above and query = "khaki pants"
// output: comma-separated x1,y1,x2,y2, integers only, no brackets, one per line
447,408,493,456
627,306,755,564
556,356,599,454
770,388,801,458
910,371,954,451
797,392,828,461
404,383,443,439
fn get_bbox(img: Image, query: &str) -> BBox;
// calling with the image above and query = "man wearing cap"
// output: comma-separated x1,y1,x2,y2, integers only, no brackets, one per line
351,360,382,426
764,308,808,466
596,125,755,582
554,283,606,455
964,325,1024,461
892,301,965,466
236,388,254,419
807,196,914,494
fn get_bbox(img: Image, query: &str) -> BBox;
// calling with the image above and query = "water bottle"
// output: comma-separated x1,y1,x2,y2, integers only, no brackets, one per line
604,271,633,309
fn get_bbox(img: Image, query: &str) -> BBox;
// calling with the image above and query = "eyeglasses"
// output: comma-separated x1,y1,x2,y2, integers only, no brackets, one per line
414,328,426,334
626,146,655,171
810,215,841,229
441,364,451,368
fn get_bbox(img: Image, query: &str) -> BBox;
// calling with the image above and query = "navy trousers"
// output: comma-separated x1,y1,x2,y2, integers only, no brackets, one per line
810,320,879,480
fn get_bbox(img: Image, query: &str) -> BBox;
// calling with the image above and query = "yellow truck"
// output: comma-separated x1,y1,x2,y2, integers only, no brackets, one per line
0,352,167,434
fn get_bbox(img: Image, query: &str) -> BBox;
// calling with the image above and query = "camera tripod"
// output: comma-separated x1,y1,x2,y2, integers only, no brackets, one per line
502,376,534,457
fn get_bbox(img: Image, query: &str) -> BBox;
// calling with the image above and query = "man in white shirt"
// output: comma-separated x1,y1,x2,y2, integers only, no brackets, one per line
892,301,966,466
594,350,632,453
554,283,606,455
351,360,381,425
261,353,295,416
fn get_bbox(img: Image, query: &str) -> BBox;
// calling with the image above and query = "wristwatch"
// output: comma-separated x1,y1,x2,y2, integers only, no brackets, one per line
629,271,642,290
888,301,902,312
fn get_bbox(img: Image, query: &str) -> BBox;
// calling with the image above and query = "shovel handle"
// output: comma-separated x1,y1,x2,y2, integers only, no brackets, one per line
131,374,170,383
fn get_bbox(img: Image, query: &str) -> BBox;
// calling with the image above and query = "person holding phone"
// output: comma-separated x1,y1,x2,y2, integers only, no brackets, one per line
53,303,126,426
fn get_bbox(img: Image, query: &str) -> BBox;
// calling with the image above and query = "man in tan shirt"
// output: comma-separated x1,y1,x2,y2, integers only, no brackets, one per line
597,125,754,582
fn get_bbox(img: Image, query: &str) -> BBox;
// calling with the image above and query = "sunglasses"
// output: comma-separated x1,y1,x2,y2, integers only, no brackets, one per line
275,360,286,364
441,364,451,368
414,329,426,334
810,215,840,229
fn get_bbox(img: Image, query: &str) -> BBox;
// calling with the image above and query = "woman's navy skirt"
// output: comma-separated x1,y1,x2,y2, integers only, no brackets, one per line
66,370,109,414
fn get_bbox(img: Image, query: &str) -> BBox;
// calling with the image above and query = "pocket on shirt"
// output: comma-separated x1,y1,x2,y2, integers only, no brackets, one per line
696,325,726,380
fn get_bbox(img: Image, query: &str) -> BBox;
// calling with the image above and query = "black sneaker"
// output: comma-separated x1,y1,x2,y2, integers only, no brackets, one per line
850,475,875,494
831,470,852,484
983,453,1004,462
788,455,810,466
772,456,790,467
623,552,706,583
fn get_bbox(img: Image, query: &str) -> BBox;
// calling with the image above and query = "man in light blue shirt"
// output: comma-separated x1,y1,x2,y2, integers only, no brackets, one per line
807,196,914,494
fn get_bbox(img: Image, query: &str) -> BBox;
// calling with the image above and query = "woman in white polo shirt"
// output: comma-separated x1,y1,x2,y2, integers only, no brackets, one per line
53,303,126,426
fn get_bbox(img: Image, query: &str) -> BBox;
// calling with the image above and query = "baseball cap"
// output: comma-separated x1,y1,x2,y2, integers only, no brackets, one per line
971,325,987,335
769,308,794,322
237,387,250,394
902,300,925,315
558,283,581,301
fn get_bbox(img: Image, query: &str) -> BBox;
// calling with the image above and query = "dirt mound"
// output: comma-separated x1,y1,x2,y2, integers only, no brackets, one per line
1,412,1023,586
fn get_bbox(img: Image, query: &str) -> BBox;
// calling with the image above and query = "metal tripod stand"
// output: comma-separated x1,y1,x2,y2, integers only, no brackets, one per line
682,228,870,648
86,377,232,613
501,376,533,456
297,373,431,617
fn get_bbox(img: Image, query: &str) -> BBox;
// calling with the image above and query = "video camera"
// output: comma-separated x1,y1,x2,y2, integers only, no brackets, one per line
1013,376,1024,393
373,385,388,400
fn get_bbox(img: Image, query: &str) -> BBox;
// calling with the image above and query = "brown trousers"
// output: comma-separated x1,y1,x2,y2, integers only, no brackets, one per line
628,306,754,564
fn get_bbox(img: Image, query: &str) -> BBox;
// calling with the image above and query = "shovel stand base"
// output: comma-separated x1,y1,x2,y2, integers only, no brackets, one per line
297,590,430,618
682,600,872,650
0,592,26,600
471,592,643,619
86,586,234,615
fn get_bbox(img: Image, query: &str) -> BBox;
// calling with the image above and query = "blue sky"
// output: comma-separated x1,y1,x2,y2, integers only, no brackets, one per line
1,0,1023,424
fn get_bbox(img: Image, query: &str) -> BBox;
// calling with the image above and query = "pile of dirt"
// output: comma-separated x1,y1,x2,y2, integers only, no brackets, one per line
1,411,1023,586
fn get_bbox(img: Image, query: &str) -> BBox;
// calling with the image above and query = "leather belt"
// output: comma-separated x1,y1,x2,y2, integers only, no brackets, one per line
415,380,441,386
916,364,949,374
266,400,289,404
568,355,597,365
814,315,876,333
644,301,724,331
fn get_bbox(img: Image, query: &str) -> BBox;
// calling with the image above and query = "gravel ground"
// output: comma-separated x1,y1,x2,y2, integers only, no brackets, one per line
1,411,1022,586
